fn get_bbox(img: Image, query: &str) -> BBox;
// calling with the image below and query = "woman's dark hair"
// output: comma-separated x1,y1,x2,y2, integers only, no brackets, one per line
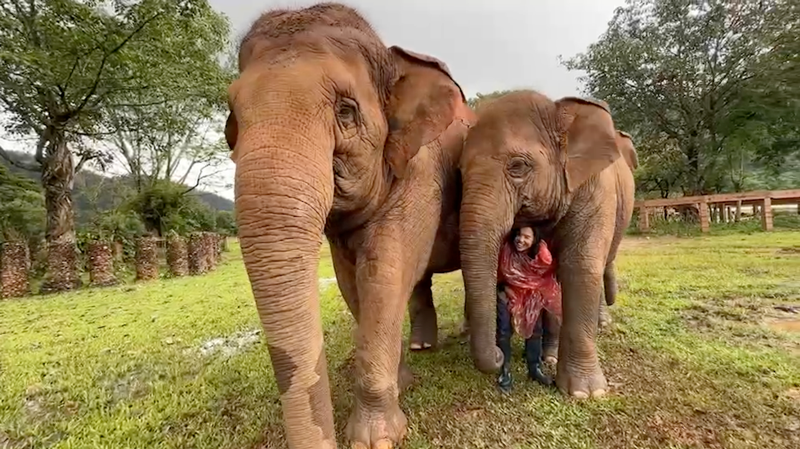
507,226,539,258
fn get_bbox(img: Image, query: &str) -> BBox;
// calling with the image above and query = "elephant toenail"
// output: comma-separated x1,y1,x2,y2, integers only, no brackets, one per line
422,342,431,349
592,389,607,398
409,343,422,350
572,391,589,399
375,440,393,449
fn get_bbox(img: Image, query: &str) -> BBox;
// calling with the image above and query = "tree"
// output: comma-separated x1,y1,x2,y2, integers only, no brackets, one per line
0,164,45,243
109,98,231,194
564,0,799,197
125,180,217,236
0,0,231,291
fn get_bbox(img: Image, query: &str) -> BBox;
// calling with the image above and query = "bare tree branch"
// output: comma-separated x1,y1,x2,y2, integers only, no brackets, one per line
75,11,165,114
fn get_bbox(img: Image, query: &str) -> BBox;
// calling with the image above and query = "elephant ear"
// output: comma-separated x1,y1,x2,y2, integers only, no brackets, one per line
616,130,639,170
384,46,467,178
556,96,621,192
225,111,239,162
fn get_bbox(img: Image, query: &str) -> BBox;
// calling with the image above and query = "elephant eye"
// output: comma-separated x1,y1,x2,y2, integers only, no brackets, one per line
336,97,359,128
506,157,530,178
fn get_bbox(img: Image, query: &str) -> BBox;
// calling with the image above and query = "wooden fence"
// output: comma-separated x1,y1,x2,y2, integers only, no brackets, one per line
1,232,228,299
636,189,800,232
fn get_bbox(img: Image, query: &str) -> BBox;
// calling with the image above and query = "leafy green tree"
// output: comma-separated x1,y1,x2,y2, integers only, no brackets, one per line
125,180,217,236
215,210,238,236
564,0,799,196
0,0,231,290
0,164,45,242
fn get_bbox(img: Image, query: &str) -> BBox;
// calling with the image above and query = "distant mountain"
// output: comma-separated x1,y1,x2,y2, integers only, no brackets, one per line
0,150,234,222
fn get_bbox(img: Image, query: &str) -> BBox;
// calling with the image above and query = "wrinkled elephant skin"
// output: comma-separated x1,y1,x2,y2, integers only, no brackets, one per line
226,3,476,448
458,90,637,399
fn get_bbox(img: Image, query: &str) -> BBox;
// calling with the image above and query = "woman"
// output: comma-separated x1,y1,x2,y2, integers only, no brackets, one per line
496,226,562,391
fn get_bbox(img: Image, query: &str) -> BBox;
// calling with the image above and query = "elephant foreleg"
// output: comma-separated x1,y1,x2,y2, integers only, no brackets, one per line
408,274,438,351
346,239,412,448
555,219,612,399
542,310,560,364
332,243,414,394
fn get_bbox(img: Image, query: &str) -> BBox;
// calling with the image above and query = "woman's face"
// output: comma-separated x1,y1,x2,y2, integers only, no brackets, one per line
514,227,535,252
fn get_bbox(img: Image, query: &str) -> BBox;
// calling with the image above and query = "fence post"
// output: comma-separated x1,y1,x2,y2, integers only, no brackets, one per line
1,241,30,298
699,197,710,232
761,196,773,231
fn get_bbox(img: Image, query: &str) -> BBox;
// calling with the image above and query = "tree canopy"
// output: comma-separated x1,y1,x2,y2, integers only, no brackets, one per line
0,0,233,290
564,0,800,197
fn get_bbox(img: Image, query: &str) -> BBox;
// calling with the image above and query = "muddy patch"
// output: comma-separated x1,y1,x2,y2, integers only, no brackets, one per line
195,328,263,358
776,246,800,255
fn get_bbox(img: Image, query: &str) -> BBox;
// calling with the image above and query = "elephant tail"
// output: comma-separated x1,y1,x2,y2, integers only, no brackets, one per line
603,264,617,306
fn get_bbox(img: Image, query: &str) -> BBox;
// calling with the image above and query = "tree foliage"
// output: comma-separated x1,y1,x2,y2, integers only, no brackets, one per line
0,164,45,242
0,0,232,249
125,180,217,236
564,0,800,197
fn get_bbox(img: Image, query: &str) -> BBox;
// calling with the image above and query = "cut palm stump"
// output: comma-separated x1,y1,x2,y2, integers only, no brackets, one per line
87,241,117,287
1,241,30,298
135,237,159,281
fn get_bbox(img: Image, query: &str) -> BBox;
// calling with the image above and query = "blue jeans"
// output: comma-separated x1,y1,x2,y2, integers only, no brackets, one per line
496,289,550,389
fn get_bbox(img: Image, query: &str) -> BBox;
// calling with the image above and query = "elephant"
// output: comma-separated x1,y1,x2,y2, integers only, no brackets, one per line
458,90,637,398
225,3,476,448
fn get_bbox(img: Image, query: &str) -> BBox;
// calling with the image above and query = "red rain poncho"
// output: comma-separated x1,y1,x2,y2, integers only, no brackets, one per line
498,238,563,339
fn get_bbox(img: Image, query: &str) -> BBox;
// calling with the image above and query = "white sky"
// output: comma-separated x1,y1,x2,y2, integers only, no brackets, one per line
1,0,625,201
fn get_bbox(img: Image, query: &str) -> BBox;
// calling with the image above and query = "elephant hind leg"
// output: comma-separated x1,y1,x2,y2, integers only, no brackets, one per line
408,274,438,351
603,263,617,306
598,263,616,330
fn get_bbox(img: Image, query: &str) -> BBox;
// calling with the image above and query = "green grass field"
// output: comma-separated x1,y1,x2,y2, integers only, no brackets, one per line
2,234,800,449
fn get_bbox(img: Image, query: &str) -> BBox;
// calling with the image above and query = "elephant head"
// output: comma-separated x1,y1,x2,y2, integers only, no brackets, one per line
226,3,467,447
459,90,623,372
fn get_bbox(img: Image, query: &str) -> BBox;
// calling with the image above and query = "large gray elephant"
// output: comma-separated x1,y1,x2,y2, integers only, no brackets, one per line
458,90,637,398
225,3,476,449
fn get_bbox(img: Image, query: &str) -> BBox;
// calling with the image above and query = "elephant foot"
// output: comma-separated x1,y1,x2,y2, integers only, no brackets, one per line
409,312,437,351
347,403,408,449
398,362,415,391
542,339,558,365
556,362,608,399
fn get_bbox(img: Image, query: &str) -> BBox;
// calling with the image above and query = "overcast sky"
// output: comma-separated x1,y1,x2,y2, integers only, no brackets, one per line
1,0,625,201
212,0,625,98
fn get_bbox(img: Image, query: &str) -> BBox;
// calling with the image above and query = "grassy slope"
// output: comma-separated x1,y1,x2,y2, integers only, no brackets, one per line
1,234,799,449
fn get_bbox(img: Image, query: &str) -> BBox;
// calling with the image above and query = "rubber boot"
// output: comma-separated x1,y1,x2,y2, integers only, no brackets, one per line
496,291,513,392
525,316,553,386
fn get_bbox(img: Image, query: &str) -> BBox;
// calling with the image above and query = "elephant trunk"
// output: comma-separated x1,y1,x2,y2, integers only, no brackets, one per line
459,180,514,373
234,121,336,448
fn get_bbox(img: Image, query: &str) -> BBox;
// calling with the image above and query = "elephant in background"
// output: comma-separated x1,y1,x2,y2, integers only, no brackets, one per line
226,3,476,448
458,90,637,398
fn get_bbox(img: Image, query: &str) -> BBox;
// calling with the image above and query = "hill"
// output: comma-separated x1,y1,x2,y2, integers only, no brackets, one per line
0,150,234,223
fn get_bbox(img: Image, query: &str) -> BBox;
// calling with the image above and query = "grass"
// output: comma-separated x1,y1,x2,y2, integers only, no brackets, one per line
2,233,800,448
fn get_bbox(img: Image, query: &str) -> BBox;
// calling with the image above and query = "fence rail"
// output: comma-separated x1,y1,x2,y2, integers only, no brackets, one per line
635,189,800,232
